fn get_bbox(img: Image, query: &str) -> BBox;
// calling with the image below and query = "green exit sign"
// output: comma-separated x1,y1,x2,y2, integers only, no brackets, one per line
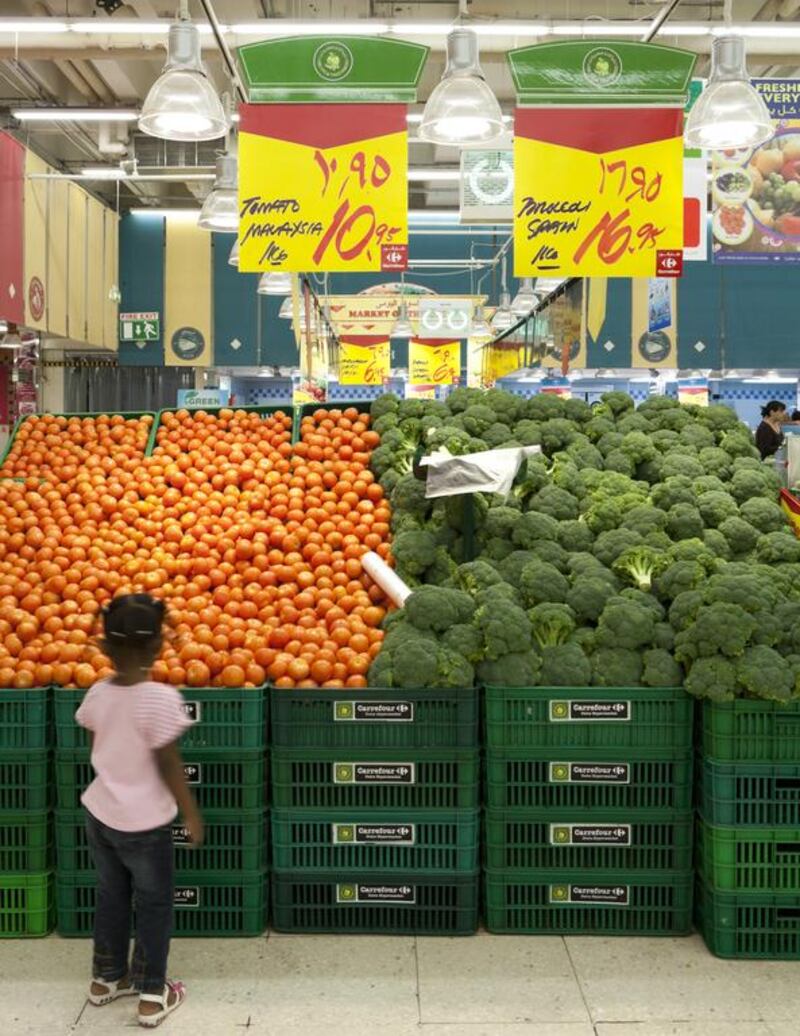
119,311,160,341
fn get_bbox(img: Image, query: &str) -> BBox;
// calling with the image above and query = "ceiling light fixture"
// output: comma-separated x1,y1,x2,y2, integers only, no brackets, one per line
80,165,125,179
228,238,239,267
198,151,238,232
139,5,228,142
390,302,414,339
684,35,772,150
511,277,537,317
470,304,492,338
1,327,23,350
419,27,504,146
257,271,292,295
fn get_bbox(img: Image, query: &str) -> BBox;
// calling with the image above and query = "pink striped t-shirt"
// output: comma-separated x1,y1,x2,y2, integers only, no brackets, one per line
76,679,194,833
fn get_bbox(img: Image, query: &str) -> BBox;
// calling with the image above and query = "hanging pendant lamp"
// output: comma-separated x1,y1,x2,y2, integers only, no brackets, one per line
257,272,292,295
199,153,238,232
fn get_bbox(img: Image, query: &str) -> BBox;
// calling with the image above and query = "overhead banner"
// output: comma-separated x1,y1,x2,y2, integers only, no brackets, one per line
508,41,695,279
514,107,685,278
238,104,408,274
324,293,487,336
712,78,800,265
409,339,460,386
338,336,390,385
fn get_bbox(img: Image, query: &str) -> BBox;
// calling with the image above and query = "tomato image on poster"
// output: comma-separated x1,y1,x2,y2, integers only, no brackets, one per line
238,104,408,273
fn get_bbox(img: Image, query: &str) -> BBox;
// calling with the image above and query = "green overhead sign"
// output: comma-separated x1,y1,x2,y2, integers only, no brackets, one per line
119,311,160,341
507,40,697,105
236,36,429,103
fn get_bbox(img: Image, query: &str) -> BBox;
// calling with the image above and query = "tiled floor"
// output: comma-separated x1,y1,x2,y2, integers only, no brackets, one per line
2,930,797,1035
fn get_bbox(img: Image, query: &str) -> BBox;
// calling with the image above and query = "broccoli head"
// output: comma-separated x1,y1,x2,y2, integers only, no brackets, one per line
511,510,560,548
390,474,432,523
557,519,595,553
612,546,670,592
740,496,789,534
674,602,757,663
523,393,566,422
474,599,533,660
642,648,683,688
514,419,542,447
660,452,706,482
621,504,668,539
391,529,437,578
696,490,739,529
598,390,635,417
529,602,576,649
698,447,733,481
519,561,570,607
539,418,579,457
540,642,592,687
477,649,542,688
370,392,400,419
405,586,475,632
718,515,760,557
431,645,475,689
756,531,800,565
654,560,708,602
566,576,618,624
666,503,705,541
651,476,696,511
593,528,645,567
684,654,737,702
441,623,485,664
596,599,656,650
730,465,781,504
735,645,793,702
391,639,440,688
529,485,580,521
454,560,503,598
446,386,484,413
591,646,643,687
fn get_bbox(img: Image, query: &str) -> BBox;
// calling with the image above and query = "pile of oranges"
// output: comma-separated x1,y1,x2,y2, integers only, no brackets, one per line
0,405,390,690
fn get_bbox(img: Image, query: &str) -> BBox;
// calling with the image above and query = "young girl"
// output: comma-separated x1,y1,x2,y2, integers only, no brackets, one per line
76,593,203,1029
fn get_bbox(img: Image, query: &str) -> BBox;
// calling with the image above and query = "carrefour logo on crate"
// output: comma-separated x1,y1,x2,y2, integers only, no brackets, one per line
583,47,622,88
313,42,353,81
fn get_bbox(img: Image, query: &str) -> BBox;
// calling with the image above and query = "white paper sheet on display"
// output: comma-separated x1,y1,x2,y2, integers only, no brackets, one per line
419,445,542,499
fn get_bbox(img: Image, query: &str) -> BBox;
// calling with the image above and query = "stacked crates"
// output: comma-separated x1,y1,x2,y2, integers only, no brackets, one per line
483,686,694,934
270,686,480,933
697,700,800,958
54,687,269,936
0,688,53,937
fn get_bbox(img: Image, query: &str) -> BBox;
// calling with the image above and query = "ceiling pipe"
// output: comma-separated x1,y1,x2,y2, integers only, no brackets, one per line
642,0,683,42
195,0,247,102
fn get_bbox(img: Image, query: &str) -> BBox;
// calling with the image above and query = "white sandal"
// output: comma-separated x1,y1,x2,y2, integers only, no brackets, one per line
88,976,136,1006
138,980,186,1028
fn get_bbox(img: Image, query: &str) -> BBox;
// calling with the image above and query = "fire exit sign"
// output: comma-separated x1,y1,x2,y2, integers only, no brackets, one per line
119,311,160,341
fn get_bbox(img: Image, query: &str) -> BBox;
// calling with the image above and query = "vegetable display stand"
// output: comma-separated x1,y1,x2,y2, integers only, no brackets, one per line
485,809,693,873
696,880,800,959
292,400,365,444
271,870,479,934
55,808,269,874
56,870,268,937
484,686,692,755
0,411,156,470
484,869,693,936
701,699,800,764
699,759,800,827
147,405,290,456
271,808,480,875
0,688,51,751
55,749,267,813
55,686,267,752
696,819,800,893
0,872,53,938
271,748,480,811
270,686,479,751
485,752,693,812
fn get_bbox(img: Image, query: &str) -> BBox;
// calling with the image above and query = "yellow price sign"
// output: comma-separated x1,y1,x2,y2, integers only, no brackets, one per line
238,104,408,273
339,336,390,386
514,108,684,278
409,339,460,386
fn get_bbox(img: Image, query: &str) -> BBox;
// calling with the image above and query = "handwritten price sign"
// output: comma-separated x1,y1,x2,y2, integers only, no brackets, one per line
339,337,390,385
238,104,408,273
409,339,460,386
514,108,684,278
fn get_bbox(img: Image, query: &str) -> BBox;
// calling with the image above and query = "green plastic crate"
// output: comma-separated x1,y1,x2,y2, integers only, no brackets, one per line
270,686,478,751
697,819,800,893
272,870,479,934
292,400,367,444
271,808,480,874
56,870,268,938
485,808,693,873
696,879,800,959
0,751,50,813
0,688,50,751
0,812,51,872
0,872,53,938
149,405,292,456
0,411,155,471
55,687,266,752
55,808,268,874
484,686,692,754
55,749,267,813
701,699,800,764
485,752,693,812
485,868,693,935
272,747,480,811
699,759,800,827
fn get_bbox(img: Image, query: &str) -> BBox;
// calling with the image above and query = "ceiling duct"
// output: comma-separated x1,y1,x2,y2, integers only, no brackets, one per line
131,132,222,168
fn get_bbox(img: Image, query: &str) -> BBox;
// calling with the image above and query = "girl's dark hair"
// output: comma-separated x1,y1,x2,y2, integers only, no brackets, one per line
762,401,787,418
103,594,165,645
791,410,800,422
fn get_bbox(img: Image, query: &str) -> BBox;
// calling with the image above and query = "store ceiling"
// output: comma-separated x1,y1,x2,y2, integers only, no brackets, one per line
1,0,799,213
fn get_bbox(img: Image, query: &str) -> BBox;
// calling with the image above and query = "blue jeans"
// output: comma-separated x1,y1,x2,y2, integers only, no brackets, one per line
85,810,174,994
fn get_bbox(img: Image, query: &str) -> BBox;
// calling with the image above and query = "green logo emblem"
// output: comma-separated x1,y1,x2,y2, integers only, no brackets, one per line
551,885,570,902
335,702,354,720
553,826,571,844
583,47,622,87
551,764,570,782
337,883,357,902
335,764,354,783
337,825,355,843
313,42,353,81
551,701,569,720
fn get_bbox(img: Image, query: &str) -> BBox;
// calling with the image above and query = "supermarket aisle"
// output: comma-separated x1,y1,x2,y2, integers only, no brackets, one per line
2,930,798,1035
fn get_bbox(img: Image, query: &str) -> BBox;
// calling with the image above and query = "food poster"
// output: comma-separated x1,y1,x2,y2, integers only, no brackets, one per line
238,104,408,273
409,339,460,386
712,79,800,264
338,336,390,385
631,276,678,368
514,107,684,278
677,376,709,407
539,376,572,399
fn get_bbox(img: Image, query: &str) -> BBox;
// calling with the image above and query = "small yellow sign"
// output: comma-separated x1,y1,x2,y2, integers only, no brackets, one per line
409,339,460,386
339,337,390,385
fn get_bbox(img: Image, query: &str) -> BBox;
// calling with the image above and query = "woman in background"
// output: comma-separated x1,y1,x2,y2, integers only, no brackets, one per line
756,401,788,459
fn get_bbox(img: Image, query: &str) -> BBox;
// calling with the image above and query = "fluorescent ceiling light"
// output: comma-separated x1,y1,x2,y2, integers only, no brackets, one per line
81,165,125,179
407,168,461,181
230,21,388,35
139,19,228,142
72,19,171,33
419,28,504,146
550,22,646,36
712,23,800,37
394,21,547,37
13,108,138,122
129,208,199,218
0,19,69,32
